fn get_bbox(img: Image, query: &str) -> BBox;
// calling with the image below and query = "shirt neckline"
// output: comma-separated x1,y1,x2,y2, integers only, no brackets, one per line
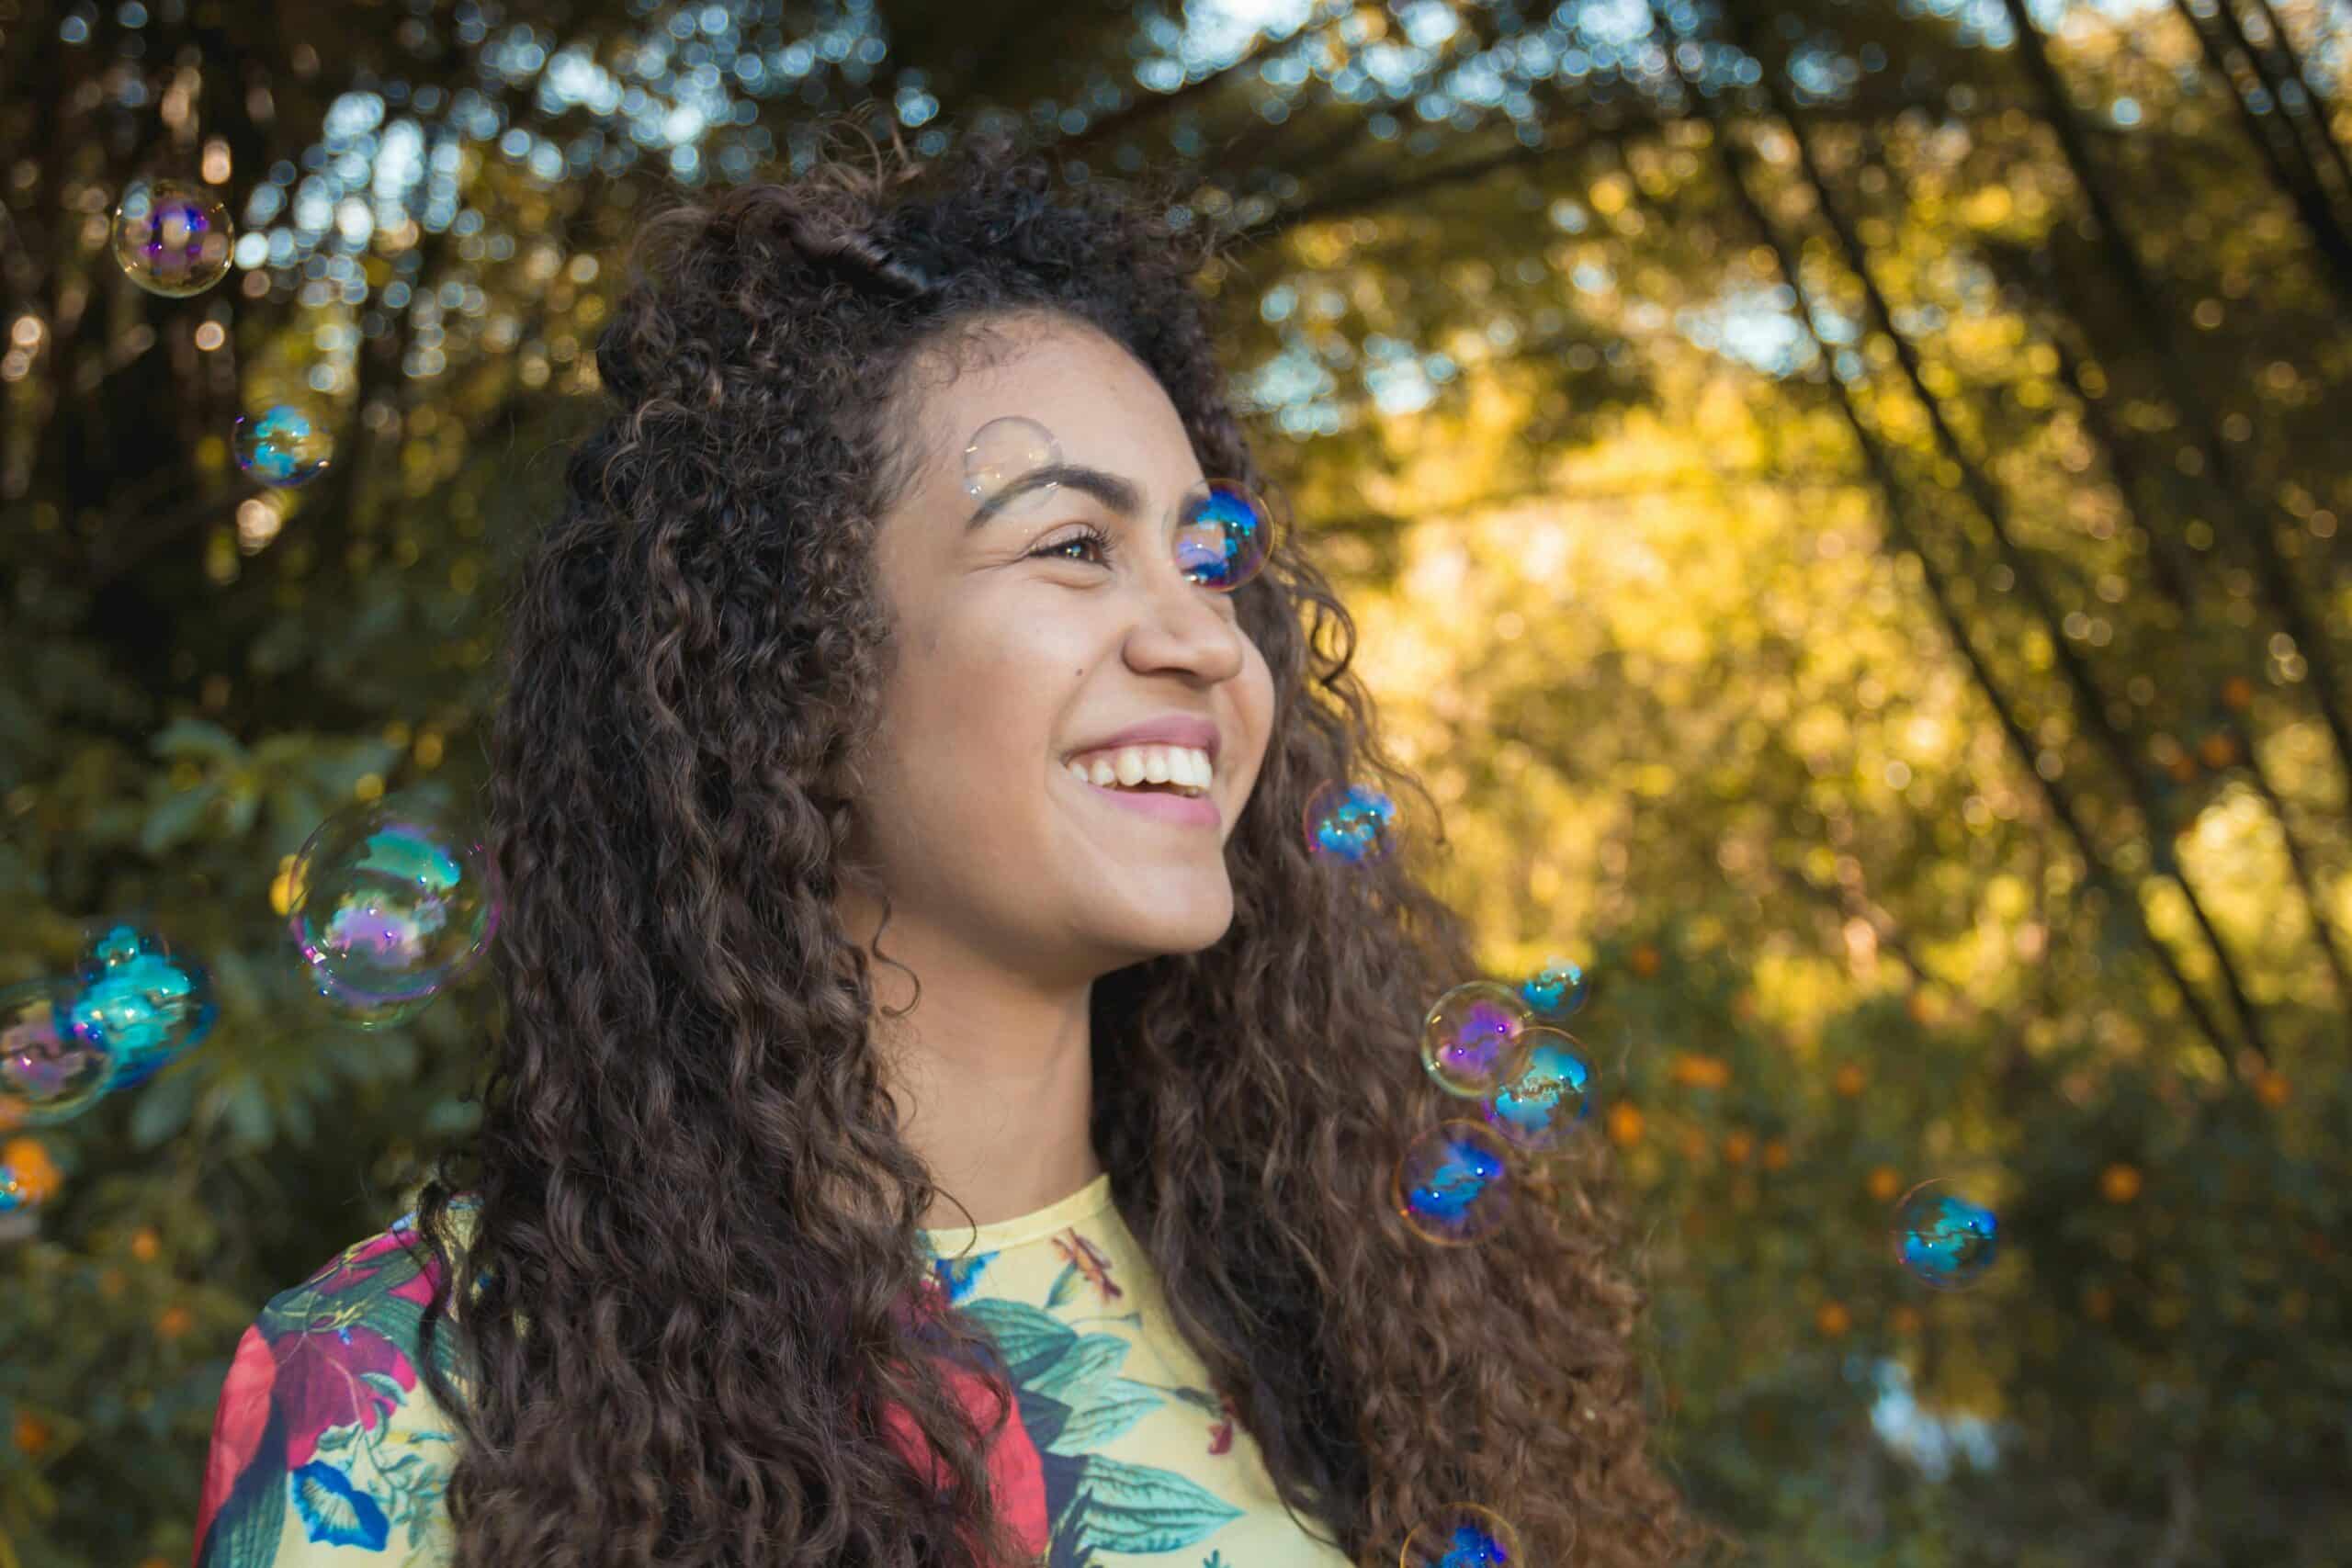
921,1169,1116,1258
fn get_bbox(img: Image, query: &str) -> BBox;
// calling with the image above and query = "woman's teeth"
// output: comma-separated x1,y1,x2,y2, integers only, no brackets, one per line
1063,744,1214,798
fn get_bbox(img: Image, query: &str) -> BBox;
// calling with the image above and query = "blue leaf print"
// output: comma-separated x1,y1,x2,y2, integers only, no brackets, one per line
931,1250,996,1303
1060,1452,1242,1555
288,1461,390,1549
1045,1261,1085,1310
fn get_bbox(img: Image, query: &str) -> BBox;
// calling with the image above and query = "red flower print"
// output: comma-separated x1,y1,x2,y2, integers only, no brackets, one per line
1048,1230,1123,1304
1207,1392,1238,1457
193,1325,277,1551
881,1356,1049,1562
269,1314,420,1468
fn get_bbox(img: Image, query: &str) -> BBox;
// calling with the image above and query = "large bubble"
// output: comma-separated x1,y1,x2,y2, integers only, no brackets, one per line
287,795,503,1020
1419,981,1533,1100
0,978,117,1126
1481,1027,1593,1156
1170,479,1279,592
71,926,217,1090
111,178,234,298
1394,1121,1514,1246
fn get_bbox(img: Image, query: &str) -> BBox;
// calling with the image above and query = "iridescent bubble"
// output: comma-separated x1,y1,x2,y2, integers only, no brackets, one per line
1303,779,1402,867
1517,955,1589,1020
1400,1502,1527,1568
1394,1122,1513,1246
1891,1177,2000,1291
111,178,234,298
1170,478,1279,592
963,416,1060,508
1481,1027,1593,1156
0,978,117,1126
288,795,503,1013
279,939,438,1032
232,403,334,488
71,926,218,1090
1420,980,1532,1099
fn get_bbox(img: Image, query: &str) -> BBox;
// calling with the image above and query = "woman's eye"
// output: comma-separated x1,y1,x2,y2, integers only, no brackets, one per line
1032,527,1114,566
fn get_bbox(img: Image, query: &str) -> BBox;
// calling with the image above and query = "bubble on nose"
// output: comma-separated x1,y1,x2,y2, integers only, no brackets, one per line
1420,980,1532,1100
1394,1122,1513,1246
1171,479,1278,592
1302,779,1402,867
963,416,1060,506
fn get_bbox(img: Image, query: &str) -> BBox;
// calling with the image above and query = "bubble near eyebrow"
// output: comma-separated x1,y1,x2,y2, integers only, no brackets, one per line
963,416,1061,504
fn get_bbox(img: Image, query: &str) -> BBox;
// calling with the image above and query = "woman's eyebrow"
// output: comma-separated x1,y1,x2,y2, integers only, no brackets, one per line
967,463,1142,528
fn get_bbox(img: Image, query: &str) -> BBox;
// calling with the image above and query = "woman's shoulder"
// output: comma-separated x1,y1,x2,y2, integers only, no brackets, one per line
194,1201,482,1567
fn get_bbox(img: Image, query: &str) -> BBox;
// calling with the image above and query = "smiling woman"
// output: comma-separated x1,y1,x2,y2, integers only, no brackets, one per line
194,122,1709,1568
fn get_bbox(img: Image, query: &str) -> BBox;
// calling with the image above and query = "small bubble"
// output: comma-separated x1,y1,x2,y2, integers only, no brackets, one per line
1394,1122,1514,1246
72,926,218,1090
1517,955,1589,1019
1400,1501,1528,1567
1419,980,1532,1099
1170,478,1279,592
963,416,1060,507
1303,779,1401,867
112,179,234,298
1481,1028,1593,1155
1891,1176,2000,1291
232,402,334,487
0,978,118,1125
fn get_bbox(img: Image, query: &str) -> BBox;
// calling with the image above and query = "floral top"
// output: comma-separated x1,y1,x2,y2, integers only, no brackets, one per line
194,1175,1355,1567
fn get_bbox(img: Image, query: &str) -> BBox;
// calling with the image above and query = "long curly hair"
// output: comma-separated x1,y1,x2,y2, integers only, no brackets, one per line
405,123,1703,1568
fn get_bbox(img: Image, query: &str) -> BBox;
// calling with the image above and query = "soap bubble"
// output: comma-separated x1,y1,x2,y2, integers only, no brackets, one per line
111,178,234,298
1400,1502,1527,1567
1304,780,1402,868
1482,1028,1592,1156
280,940,438,1032
288,795,503,1015
1891,1177,2000,1291
1517,956,1589,1020
232,403,334,487
1420,981,1533,1099
963,416,1060,508
0,979,117,1126
71,926,217,1090
1171,479,1280,592
1394,1122,1513,1246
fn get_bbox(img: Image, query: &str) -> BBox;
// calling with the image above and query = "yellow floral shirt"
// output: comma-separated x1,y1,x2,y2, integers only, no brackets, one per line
195,1174,1356,1567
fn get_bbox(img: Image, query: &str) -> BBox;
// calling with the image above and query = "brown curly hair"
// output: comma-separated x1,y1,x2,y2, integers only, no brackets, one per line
404,121,1703,1568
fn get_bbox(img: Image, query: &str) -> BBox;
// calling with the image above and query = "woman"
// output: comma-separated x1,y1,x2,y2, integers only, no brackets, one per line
194,127,1702,1568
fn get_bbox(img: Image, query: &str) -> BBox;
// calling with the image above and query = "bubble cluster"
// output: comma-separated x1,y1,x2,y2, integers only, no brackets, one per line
1420,981,1534,1100
1481,1027,1593,1156
963,416,1061,508
73,925,218,1090
233,403,334,488
1400,1501,1525,1567
1394,1122,1513,1246
1304,779,1402,867
287,795,503,1028
0,979,117,1126
1891,1178,2000,1290
1170,478,1279,592
111,178,234,298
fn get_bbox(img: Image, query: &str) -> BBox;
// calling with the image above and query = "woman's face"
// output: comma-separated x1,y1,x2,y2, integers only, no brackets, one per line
842,313,1276,989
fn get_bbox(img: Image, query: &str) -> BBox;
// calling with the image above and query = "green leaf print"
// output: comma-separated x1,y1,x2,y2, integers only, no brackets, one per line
1046,1377,1165,1454
1026,1333,1129,1398
1060,1453,1242,1555
1046,1261,1086,1310
963,1298,1079,1382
